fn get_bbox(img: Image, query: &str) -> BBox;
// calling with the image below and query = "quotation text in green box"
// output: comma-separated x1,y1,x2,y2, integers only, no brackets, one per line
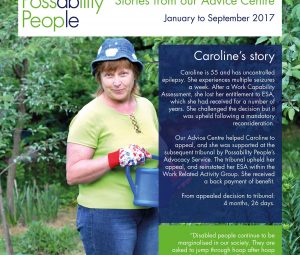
159,225,282,255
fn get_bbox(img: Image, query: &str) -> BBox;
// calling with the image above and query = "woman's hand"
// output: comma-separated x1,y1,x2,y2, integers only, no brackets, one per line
119,144,151,167
108,144,151,169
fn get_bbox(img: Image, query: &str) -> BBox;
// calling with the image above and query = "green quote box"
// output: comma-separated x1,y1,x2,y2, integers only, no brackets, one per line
159,225,282,255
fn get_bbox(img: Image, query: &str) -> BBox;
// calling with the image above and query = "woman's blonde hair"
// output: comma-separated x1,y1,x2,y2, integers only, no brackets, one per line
94,58,141,96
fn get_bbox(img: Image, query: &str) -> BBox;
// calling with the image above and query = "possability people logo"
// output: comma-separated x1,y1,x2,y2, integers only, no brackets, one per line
18,0,282,36
20,0,104,32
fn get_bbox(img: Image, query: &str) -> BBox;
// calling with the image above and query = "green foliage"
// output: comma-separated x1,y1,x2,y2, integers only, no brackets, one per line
283,142,300,173
15,222,77,255
256,3,300,124
58,185,78,207
5,184,60,225
0,0,98,185
282,171,300,255
282,125,300,172
282,126,300,255
0,238,7,255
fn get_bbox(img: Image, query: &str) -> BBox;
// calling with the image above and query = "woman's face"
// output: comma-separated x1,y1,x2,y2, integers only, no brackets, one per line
100,67,135,103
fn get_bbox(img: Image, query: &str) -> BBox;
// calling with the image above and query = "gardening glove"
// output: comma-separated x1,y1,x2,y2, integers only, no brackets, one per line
107,144,151,169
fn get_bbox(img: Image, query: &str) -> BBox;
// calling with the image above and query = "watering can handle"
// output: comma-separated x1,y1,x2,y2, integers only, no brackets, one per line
151,155,159,160
125,155,159,197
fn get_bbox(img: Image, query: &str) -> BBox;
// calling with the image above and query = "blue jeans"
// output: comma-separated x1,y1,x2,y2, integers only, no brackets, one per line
76,205,158,255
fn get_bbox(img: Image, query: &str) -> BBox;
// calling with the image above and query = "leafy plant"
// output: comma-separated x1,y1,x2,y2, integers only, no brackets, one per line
4,184,60,225
256,2,300,124
16,221,77,255
282,126,300,173
282,171,300,255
